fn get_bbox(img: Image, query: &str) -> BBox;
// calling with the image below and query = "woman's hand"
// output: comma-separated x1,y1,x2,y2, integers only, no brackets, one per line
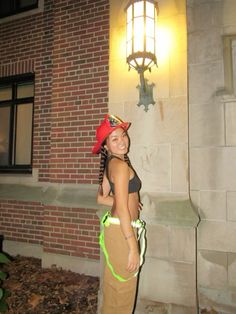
101,174,111,197
96,174,114,207
127,250,140,273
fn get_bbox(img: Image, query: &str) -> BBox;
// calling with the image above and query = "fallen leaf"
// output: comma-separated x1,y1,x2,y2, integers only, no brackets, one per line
28,293,44,308
2,255,99,313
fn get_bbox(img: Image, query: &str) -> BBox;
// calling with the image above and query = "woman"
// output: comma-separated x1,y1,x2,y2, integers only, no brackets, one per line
92,114,146,314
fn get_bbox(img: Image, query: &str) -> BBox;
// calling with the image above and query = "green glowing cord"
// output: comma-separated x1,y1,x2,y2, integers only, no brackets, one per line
99,211,146,282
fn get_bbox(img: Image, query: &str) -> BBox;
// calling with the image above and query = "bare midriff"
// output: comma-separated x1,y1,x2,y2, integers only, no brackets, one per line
111,192,140,221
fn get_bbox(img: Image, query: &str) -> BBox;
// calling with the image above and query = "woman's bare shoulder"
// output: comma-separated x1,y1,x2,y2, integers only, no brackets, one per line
110,157,129,177
110,157,128,169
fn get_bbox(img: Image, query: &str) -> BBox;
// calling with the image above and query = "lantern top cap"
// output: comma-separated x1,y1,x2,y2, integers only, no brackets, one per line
125,0,158,12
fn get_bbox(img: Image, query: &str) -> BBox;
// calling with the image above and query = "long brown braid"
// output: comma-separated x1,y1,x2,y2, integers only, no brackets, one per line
124,153,132,168
98,146,108,187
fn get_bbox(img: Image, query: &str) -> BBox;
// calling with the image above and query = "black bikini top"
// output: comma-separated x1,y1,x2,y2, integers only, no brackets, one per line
105,155,141,194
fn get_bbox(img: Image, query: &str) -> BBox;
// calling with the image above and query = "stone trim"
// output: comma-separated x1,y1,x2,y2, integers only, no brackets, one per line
3,240,42,259
0,183,199,227
0,183,103,210
3,240,99,277
42,252,99,277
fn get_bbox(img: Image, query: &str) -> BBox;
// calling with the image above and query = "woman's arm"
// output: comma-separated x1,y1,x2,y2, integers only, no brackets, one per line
112,160,140,272
96,174,114,207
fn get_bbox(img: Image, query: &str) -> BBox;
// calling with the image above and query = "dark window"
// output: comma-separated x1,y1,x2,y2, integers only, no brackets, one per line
0,74,34,174
0,0,38,18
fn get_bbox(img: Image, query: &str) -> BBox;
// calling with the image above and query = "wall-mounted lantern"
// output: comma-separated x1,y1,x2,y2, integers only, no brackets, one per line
126,0,158,112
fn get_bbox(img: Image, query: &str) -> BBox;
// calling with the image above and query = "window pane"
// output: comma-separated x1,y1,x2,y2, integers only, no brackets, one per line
0,106,10,166
0,86,12,101
232,39,236,93
15,103,33,165
19,0,38,9
17,82,34,98
0,1,11,16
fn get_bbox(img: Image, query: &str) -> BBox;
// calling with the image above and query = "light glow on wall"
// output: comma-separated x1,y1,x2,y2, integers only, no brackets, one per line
156,26,172,64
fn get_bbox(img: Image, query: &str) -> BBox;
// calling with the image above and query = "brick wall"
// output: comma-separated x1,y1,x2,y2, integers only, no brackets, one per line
0,0,109,261
49,0,109,184
43,206,100,260
0,200,43,245
0,0,54,181
0,0,109,183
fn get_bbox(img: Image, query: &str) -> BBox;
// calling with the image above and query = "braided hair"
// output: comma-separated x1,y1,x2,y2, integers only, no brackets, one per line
124,153,132,168
98,146,108,186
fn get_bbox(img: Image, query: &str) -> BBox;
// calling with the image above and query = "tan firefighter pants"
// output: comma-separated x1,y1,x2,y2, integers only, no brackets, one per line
101,223,138,314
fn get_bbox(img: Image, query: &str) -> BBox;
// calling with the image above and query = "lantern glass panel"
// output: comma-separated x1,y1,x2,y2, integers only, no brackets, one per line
136,57,143,66
146,17,154,37
134,16,144,52
127,21,132,41
130,59,137,67
127,5,132,22
134,36,144,52
127,40,132,56
146,37,155,53
144,58,151,66
146,1,154,18
134,1,143,17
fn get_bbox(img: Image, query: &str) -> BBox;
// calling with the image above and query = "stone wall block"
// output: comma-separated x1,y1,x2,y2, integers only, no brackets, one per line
145,224,170,259
126,97,188,147
199,190,226,221
199,286,236,313
171,144,188,193
198,220,236,252
188,1,222,32
225,102,236,146
139,258,196,306
227,191,236,222
198,250,227,288
131,144,171,193
188,28,222,64
189,61,224,105
228,253,236,287
169,227,195,262
189,103,225,147
190,147,236,190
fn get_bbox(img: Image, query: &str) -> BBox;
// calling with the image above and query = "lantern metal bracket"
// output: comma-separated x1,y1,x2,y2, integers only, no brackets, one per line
136,71,155,112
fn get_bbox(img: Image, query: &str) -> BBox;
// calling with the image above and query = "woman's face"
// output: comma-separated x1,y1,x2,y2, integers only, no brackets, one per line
105,127,129,157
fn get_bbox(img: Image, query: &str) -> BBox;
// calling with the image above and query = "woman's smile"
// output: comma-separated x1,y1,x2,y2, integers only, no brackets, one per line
105,127,129,156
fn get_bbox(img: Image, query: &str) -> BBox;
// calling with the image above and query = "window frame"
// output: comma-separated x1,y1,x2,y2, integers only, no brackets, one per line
0,0,39,19
223,35,236,95
0,73,34,174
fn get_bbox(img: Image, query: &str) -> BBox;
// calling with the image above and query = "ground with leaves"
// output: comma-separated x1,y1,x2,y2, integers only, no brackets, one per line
1,255,99,314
